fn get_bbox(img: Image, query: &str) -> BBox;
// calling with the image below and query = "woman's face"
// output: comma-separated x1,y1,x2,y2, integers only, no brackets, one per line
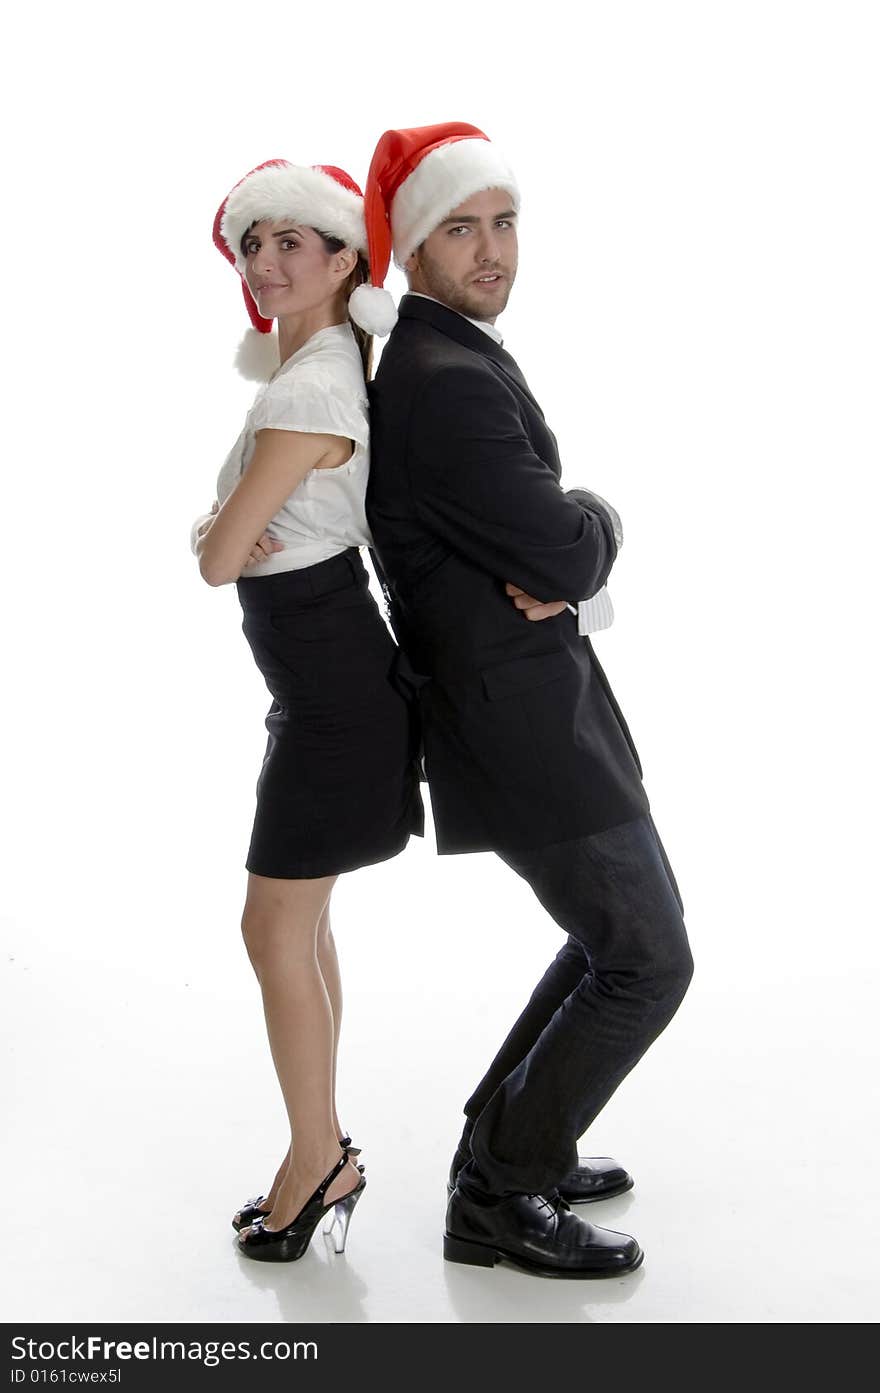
242,219,346,320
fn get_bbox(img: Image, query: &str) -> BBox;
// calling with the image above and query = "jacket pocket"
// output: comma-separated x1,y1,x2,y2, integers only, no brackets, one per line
480,648,571,701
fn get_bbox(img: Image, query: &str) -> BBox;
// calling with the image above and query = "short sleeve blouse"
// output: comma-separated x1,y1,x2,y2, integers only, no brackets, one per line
216,322,372,576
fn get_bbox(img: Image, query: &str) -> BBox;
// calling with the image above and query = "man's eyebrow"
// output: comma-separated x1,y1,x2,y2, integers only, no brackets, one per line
439,209,517,227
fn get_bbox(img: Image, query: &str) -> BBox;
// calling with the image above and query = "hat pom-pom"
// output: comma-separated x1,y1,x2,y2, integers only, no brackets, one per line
349,284,397,337
234,327,280,382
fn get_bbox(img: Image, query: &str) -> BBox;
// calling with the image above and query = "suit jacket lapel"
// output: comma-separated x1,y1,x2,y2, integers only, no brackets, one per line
397,294,545,416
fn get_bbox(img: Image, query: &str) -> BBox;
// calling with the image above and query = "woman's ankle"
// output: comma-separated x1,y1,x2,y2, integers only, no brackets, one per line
290,1137,346,1176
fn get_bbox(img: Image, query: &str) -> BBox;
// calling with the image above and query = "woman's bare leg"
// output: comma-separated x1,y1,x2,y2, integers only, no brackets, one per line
316,903,346,1141
232,901,350,1225
237,873,360,1235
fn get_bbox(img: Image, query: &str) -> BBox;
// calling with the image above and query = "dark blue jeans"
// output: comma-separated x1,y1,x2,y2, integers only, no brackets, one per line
455,814,694,1201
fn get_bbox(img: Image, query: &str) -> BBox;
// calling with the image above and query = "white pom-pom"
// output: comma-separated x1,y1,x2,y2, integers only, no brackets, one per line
234,328,280,382
348,284,398,337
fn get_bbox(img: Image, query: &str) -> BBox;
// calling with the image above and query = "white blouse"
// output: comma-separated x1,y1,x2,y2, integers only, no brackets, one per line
210,322,372,577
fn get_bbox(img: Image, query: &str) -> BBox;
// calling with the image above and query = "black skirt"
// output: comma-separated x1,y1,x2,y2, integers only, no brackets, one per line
236,548,424,879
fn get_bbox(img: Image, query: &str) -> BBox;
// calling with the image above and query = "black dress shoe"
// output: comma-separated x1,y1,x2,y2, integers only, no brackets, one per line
556,1156,633,1203
444,1187,643,1279
447,1152,633,1205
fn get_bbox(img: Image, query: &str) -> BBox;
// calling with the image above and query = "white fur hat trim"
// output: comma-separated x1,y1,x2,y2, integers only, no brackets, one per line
391,138,520,268
221,164,366,271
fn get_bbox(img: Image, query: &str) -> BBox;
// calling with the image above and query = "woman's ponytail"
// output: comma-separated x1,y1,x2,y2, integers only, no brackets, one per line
318,232,374,380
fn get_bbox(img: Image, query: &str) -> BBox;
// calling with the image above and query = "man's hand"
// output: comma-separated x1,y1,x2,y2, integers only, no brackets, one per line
505,582,568,622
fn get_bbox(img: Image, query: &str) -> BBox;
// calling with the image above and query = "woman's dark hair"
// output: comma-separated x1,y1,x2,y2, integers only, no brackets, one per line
317,231,373,380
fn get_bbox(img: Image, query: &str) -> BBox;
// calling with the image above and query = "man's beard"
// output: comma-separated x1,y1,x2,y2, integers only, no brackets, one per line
414,249,513,320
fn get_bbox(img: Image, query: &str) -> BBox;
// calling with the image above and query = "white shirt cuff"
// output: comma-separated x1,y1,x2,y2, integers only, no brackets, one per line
577,587,615,634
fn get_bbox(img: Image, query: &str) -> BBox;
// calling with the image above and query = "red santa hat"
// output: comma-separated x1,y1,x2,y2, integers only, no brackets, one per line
348,122,521,338
213,159,367,337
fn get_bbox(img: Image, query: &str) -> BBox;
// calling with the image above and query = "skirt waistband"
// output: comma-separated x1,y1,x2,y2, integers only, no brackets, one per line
236,547,366,610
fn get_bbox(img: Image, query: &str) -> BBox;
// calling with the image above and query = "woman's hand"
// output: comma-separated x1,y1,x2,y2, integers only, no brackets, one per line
242,531,285,570
196,500,282,570
199,430,340,587
195,500,219,541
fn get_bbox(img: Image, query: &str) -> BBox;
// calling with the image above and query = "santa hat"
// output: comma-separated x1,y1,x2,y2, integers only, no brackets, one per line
213,160,368,364
348,122,521,338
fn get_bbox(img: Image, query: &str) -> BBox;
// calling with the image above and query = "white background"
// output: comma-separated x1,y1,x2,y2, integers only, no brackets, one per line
2,0,878,1324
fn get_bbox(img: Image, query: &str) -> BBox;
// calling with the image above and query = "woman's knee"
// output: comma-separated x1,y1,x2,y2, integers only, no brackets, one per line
240,903,279,972
315,903,332,946
240,900,321,975
241,876,332,959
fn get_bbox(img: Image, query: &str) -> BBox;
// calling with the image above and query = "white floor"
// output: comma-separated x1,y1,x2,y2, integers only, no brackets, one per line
3,805,878,1325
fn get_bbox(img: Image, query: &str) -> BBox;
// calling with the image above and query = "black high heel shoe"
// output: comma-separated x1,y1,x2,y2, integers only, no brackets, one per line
231,1135,362,1232
237,1150,366,1263
232,1195,272,1233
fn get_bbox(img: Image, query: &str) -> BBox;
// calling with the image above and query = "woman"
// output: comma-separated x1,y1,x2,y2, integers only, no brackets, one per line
191,159,423,1263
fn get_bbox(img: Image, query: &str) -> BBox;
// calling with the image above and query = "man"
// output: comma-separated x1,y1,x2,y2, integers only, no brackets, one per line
353,123,693,1278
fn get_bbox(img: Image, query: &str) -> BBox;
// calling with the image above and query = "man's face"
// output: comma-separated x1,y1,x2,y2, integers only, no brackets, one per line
405,188,518,323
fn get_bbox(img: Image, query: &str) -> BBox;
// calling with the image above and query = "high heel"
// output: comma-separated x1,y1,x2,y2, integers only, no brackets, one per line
231,1135,362,1231
323,1185,363,1254
237,1151,366,1263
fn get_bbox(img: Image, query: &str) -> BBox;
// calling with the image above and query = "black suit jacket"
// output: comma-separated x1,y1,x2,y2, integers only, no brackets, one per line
367,293,649,854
